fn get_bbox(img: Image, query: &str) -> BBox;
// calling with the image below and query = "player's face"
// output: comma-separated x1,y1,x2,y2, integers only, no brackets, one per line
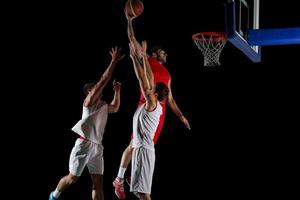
157,49,167,63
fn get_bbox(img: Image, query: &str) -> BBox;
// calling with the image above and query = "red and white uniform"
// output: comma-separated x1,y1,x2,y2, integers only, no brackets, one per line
135,57,170,144
69,100,108,176
130,101,162,194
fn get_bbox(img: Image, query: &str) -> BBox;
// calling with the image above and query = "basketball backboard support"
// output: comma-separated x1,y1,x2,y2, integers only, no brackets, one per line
225,0,261,62
247,27,300,46
225,0,300,63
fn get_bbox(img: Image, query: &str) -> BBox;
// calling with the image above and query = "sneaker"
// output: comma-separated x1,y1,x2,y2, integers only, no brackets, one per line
125,176,131,186
49,192,58,200
113,177,126,199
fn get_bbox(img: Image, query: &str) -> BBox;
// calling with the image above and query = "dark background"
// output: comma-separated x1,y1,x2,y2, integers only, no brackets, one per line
11,0,299,199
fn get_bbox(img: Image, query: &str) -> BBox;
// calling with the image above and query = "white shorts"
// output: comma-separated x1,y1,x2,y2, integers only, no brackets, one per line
69,138,104,176
130,147,155,194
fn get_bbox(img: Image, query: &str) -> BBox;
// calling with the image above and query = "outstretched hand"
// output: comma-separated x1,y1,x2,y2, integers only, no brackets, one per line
124,8,136,20
112,79,121,92
110,46,125,63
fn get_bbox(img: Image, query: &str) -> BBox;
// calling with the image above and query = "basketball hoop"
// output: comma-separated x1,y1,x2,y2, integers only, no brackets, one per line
192,32,227,66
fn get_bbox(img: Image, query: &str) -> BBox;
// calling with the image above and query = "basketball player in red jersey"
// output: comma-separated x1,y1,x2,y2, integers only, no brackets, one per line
113,9,191,199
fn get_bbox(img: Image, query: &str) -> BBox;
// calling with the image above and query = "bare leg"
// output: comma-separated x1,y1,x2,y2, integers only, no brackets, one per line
134,192,151,200
56,173,79,193
91,174,104,200
120,140,133,168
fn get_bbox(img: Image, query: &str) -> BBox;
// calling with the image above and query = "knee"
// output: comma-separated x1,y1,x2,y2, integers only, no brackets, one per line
67,175,78,185
134,192,147,200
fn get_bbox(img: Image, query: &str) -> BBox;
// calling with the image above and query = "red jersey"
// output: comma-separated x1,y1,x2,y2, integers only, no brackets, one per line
138,57,170,105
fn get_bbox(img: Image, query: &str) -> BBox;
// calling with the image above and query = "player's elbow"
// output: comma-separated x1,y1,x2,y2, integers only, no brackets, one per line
167,97,175,105
109,104,120,113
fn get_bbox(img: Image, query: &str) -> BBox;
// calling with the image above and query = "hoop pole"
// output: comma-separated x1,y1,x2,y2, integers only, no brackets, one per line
254,0,259,29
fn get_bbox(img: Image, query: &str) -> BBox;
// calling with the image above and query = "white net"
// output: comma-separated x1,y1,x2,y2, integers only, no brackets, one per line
193,32,227,66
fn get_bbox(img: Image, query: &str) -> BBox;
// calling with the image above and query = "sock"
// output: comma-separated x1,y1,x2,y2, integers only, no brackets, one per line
52,189,61,199
117,167,126,179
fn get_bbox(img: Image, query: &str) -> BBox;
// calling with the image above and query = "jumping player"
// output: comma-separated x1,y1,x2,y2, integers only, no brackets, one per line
113,8,190,199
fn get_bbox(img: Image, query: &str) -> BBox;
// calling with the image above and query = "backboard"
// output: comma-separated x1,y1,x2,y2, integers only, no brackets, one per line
225,0,261,62
225,0,300,63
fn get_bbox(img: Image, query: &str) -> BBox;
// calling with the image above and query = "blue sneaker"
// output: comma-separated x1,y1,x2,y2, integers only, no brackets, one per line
49,192,58,200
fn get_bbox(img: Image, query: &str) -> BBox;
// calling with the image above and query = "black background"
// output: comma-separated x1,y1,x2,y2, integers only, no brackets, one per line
9,0,299,199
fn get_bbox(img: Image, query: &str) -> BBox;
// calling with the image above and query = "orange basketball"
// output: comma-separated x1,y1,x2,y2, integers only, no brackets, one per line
125,0,144,17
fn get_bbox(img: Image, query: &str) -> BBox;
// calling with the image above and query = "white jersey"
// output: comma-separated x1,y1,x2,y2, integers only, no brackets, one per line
72,100,108,145
132,102,162,150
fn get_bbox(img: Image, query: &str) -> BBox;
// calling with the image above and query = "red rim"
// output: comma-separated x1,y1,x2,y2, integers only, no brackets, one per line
192,32,227,42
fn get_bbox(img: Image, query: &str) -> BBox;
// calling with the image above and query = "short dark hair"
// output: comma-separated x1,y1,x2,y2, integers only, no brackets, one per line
150,45,164,55
83,82,95,95
154,82,169,101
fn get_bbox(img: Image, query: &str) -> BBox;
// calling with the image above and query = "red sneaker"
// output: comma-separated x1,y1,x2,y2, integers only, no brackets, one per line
113,177,126,199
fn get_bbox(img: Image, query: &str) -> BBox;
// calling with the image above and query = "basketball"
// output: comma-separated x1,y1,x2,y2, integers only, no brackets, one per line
125,0,144,17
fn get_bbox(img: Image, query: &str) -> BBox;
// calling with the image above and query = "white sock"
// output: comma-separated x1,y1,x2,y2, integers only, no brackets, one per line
53,189,61,198
117,167,127,179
